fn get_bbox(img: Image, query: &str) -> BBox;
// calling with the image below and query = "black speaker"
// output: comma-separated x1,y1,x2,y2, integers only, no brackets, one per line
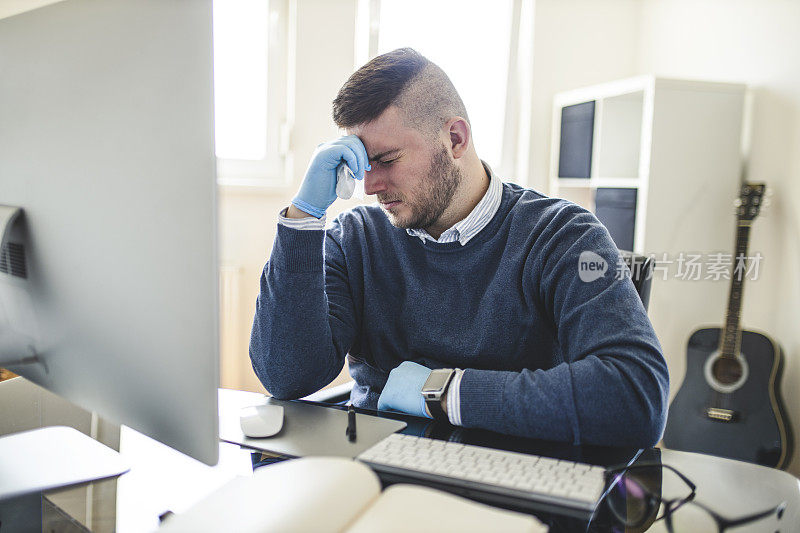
558,101,595,179
595,187,637,251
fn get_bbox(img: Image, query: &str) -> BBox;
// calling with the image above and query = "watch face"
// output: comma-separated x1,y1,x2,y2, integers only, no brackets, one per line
422,370,452,392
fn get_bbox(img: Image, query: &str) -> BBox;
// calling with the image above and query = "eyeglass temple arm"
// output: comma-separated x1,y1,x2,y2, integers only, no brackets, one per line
721,501,786,529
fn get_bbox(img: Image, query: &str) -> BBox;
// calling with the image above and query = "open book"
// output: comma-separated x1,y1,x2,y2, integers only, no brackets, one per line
158,457,547,532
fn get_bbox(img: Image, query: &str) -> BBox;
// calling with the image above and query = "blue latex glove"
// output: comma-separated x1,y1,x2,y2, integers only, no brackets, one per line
377,361,433,419
292,135,370,218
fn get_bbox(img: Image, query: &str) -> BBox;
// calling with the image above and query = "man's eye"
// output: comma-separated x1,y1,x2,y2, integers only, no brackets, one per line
378,158,398,166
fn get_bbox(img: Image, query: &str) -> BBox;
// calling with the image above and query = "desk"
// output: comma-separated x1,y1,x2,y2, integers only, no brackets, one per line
1,379,798,532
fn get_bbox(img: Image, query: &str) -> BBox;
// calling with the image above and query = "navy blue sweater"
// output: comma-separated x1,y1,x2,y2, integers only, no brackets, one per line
250,183,669,447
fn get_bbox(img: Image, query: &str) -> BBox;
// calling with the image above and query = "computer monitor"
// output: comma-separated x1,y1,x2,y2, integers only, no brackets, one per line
0,0,219,466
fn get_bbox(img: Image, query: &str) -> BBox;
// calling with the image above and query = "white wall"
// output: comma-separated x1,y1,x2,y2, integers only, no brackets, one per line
528,0,642,191
0,0,63,18
636,0,800,475
219,0,362,393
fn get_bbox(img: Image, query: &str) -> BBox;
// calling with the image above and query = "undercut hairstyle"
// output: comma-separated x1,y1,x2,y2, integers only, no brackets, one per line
332,48,469,139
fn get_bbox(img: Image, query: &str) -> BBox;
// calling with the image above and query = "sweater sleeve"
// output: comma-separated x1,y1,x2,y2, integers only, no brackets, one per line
248,217,357,399
457,203,669,448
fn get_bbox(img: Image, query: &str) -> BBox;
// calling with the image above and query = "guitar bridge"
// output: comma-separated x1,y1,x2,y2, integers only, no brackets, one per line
706,407,737,422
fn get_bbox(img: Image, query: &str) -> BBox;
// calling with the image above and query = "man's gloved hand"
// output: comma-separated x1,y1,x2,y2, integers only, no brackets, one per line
292,135,370,219
377,361,433,419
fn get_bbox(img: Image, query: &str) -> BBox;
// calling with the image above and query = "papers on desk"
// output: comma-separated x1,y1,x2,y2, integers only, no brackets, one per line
157,457,547,533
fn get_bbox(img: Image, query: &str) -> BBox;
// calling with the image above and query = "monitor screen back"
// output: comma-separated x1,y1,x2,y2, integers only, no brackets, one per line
0,0,219,465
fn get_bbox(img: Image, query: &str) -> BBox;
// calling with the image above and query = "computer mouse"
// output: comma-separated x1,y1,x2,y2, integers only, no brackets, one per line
239,404,284,438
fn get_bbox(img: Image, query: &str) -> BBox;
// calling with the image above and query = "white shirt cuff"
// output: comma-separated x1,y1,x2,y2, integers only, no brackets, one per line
278,207,326,230
446,368,464,426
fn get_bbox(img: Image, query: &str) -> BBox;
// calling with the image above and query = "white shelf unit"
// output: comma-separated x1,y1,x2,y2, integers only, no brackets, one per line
548,75,746,255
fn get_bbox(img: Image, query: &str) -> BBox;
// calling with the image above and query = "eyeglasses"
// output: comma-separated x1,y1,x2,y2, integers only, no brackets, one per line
602,462,786,532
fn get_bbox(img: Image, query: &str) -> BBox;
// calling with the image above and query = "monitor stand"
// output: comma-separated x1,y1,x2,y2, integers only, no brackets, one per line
0,425,130,501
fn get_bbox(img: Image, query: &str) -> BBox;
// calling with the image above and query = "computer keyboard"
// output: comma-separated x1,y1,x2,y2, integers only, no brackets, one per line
356,433,607,513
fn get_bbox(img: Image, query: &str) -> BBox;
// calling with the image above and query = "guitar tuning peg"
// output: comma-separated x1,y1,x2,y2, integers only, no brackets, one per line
733,198,742,207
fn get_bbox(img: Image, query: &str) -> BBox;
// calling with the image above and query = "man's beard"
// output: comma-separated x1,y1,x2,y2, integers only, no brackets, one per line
381,147,462,231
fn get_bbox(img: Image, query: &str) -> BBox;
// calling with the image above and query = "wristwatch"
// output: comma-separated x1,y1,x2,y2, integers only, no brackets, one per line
421,368,455,420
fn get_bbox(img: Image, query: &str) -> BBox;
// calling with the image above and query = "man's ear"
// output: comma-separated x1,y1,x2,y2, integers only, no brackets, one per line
446,117,470,159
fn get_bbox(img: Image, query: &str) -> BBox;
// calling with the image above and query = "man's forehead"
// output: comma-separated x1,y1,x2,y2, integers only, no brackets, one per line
346,106,425,159
345,129,402,160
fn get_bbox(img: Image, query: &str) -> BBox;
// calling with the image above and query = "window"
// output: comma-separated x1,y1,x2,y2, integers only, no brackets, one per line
368,0,529,179
213,0,290,187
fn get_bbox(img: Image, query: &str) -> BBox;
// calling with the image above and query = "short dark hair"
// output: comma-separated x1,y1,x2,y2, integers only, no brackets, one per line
332,48,469,136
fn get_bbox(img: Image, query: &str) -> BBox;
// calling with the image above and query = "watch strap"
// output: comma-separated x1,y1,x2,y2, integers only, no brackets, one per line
426,395,448,420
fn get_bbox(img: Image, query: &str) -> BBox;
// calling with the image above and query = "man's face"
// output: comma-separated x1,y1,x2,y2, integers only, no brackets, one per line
348,106,462,231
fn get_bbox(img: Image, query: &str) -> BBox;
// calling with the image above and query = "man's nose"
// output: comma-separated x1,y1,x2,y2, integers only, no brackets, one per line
363,168,387,196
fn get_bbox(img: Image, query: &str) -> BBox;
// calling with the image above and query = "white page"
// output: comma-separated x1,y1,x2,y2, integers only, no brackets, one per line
158,457,380,533
346,484,547,533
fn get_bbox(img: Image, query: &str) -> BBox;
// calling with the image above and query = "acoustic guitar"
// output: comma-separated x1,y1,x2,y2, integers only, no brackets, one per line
663,183,793,469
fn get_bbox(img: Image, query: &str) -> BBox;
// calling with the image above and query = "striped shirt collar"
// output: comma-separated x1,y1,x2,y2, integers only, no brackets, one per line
406,161,502,246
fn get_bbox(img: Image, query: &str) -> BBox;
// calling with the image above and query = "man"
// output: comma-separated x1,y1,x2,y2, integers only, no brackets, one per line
250,48,668,447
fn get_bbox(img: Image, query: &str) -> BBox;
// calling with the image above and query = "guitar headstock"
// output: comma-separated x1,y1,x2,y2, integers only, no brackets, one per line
733,182,766,222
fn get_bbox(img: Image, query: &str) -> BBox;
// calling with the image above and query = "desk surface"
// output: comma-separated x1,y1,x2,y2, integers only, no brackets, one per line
1,380,798,532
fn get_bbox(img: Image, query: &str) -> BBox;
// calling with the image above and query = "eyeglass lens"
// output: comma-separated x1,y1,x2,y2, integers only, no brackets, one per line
607,464,691,528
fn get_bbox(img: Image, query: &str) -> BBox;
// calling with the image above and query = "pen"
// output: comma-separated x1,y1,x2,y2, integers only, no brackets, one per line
346,405,357,442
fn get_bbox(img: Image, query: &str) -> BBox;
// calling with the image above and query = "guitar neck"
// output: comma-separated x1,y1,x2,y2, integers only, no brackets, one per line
720,223,751,358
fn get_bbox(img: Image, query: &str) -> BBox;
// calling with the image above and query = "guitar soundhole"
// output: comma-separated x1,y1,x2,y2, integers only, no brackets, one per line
712,358,744,385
